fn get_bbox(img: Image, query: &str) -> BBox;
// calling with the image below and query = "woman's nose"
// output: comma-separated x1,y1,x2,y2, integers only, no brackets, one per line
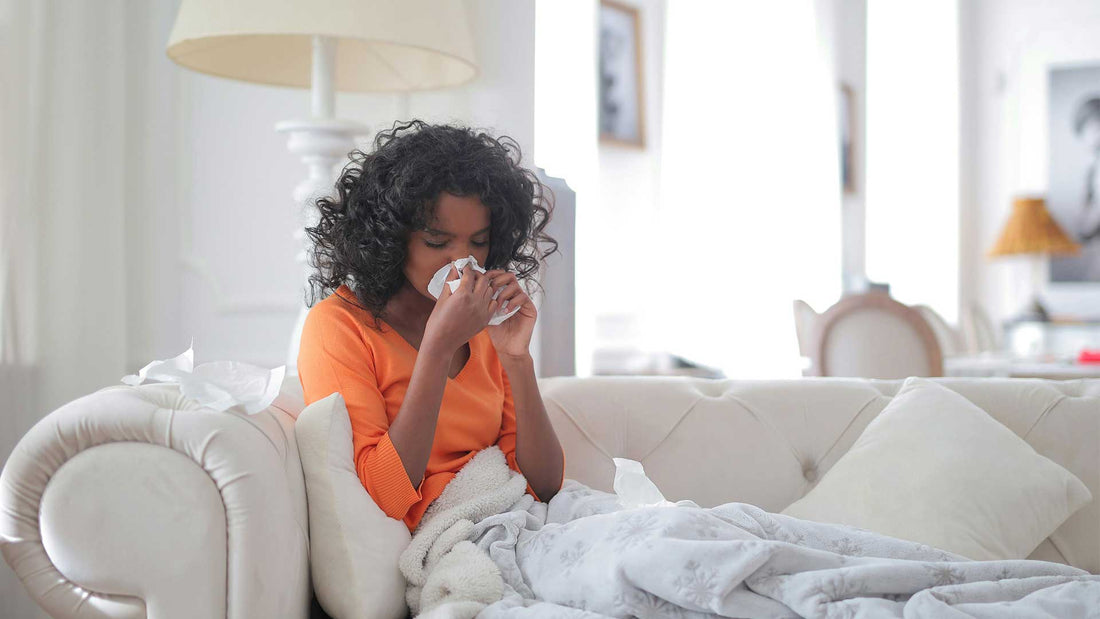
449,249,476,264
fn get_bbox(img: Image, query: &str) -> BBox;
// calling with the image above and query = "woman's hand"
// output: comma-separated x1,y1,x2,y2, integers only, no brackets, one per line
483,269,537,360
424,262,500,353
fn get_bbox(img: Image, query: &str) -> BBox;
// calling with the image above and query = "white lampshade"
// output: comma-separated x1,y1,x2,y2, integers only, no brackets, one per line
166,0,479,92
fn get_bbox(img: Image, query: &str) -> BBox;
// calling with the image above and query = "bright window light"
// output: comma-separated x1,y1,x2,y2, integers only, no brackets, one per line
648,0,843,378
866,0,959,323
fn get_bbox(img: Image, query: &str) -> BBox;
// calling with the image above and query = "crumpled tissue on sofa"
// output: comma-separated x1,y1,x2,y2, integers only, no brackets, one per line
121,339,285,414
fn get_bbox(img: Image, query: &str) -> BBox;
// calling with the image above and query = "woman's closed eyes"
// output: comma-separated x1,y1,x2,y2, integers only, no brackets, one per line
425,240,489,249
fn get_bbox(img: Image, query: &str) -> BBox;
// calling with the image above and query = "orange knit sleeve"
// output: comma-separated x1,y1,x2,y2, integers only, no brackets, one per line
497,364,565,502
297,306,424,521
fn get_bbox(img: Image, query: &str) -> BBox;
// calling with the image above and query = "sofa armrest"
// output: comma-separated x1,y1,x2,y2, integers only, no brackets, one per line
1,383,311,619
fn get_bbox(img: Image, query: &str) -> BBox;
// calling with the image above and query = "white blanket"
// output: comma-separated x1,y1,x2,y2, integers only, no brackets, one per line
404,450,1100,618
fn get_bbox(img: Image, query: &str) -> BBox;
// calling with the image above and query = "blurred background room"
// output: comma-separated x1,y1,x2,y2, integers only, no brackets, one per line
4,0,1100,614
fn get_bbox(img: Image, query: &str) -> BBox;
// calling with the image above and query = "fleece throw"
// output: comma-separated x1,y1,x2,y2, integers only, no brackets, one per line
398,446,531,617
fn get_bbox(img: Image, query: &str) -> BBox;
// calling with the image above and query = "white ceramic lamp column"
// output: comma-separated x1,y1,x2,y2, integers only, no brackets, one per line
166,0,479,374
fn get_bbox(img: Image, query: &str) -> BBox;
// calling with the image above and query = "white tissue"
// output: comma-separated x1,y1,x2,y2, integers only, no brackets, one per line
121,340,285,415
612,457,677,509
426,255,523,326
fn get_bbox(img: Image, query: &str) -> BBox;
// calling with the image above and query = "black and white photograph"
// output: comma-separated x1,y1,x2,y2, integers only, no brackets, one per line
598,0,644,147
1049,64,1100,282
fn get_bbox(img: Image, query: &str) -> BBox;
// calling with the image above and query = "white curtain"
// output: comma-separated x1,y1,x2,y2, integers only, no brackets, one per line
0,0,38,368
2,3,136,614
647,0,843,379
0,0,131,435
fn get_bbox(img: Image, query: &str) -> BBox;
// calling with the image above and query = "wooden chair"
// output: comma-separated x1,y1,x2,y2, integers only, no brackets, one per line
809,293,944,378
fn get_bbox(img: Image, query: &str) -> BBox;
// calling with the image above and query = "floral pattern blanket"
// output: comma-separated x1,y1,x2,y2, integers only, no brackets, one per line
410,449,1100,618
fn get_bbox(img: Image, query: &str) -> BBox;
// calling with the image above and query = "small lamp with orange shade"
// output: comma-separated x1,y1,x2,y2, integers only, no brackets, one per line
987,196,1081,321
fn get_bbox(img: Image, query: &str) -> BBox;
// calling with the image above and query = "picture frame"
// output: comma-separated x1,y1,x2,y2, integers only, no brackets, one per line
838,82,856,194
1047,63,1100,284
598,0,645,148
1008,17,1100,318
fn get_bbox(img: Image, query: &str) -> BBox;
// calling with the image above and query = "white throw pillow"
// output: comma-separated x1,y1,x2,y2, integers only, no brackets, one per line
781,376,1092,561
294,392,411,619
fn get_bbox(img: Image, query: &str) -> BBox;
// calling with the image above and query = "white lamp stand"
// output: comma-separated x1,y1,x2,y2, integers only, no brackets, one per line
277,36,368,374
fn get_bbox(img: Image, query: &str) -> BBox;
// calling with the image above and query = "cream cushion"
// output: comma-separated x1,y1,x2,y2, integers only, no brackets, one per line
781,376,1093,561
294,392,410,619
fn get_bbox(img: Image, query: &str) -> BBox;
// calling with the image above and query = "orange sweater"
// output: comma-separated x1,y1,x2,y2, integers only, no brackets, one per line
297,284,564,531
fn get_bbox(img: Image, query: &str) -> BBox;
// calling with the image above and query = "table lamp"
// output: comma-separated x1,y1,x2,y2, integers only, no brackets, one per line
166,0,479,373
987,196,1081,321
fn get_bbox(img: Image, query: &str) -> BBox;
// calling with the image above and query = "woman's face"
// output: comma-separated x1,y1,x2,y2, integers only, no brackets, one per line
404,192,492,301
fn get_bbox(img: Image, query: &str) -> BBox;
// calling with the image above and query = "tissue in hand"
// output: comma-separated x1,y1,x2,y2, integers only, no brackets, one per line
426,255,523,326
612,457,677,509
121,341,285,415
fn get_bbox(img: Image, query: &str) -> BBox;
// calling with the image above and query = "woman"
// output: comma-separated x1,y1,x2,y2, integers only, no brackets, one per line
296,120,565,532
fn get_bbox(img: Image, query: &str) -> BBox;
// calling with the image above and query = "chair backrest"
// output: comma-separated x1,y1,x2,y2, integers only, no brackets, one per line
792,300,820,377
810,293,943,378
913,304,964,357
961,302,1000,354
792,300,819,357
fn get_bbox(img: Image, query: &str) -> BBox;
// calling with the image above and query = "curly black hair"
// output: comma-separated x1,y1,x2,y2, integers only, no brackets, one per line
304,119,559,329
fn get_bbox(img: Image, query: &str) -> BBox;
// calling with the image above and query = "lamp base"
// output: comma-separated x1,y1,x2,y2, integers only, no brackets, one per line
277,117,369,375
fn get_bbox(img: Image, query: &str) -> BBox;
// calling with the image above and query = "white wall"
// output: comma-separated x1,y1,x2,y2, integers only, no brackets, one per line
593,0,860,372
596,0,666,315
960,0,1100,326
589,0,667,364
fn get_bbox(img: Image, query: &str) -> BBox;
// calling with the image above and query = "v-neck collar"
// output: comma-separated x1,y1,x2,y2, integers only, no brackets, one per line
377,316,475,383
335,284,475,382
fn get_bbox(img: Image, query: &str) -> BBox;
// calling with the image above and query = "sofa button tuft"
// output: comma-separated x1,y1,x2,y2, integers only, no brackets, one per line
802,466,818,483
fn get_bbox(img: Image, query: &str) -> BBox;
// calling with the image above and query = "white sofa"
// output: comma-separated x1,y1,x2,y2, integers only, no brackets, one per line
2,375,1097,618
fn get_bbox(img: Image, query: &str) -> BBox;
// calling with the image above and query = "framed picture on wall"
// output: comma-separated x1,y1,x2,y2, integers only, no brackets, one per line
598,0,645,148
1048,63,1100,283
838,83,856,194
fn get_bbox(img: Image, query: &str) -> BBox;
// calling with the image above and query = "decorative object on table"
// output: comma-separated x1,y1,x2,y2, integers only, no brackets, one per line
121,340,285,414
1003,316,1100,360
1048,65,1100,282
988,195,1081,321
809,292,943,379
598,0,645,148
1080,349,1100,364
838,82,856,194
165,0,479,374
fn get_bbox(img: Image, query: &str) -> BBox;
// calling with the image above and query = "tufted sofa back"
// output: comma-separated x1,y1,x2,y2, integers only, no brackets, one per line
536,375,1100,573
